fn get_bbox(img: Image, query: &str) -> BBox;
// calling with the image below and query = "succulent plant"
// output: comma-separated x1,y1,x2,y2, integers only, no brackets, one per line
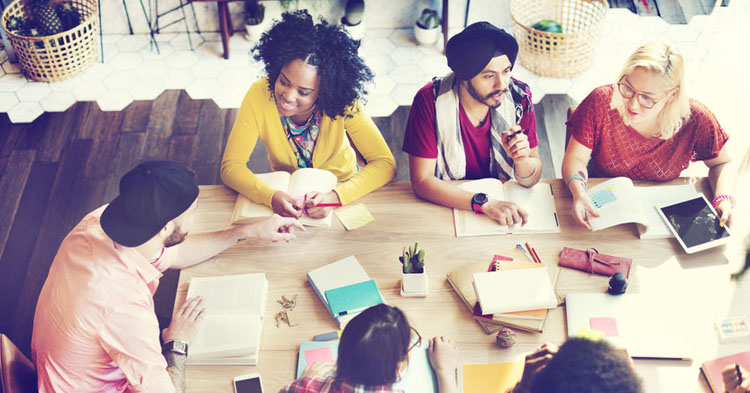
399,242,425,274
416,8,439,30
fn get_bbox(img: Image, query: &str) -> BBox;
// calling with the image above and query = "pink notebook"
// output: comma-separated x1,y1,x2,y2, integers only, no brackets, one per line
700,351,750,393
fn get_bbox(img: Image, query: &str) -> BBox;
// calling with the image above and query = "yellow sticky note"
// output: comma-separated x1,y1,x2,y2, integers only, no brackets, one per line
335,204,374,231
576,327,605,341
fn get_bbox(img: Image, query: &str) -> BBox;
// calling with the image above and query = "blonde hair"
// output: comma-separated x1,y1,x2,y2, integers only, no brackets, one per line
610,41,690,139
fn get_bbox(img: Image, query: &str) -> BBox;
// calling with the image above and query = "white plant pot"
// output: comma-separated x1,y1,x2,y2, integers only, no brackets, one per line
245,23,266,42
401,268,428,297
342,18,366,41
414,23,439,46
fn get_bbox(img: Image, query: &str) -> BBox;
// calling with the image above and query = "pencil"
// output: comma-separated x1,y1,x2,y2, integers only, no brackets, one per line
525,242,540,263
531,247,543,264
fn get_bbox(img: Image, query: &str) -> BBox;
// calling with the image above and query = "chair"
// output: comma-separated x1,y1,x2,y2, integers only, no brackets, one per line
0,334,37,393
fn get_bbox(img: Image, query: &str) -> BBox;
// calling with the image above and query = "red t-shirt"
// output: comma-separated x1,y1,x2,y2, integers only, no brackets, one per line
402,82,538,179
568,85,728,181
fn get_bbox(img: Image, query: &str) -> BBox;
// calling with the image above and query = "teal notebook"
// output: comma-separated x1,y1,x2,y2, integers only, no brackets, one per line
295,340,437,393
324,280,384,317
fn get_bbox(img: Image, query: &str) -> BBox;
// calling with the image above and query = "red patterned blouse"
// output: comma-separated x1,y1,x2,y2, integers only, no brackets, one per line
567,85,728,181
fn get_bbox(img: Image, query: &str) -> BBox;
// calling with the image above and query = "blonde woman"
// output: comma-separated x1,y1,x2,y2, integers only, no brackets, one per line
562,41,735,230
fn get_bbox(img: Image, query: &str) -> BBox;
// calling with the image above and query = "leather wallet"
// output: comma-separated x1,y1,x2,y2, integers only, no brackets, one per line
558,247,632,279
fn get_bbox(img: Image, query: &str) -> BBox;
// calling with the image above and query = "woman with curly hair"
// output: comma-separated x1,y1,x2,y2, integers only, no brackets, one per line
221,10,396,219
562,41,736,230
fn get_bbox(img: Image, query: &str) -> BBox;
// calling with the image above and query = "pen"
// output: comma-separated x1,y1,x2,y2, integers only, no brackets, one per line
737,363,743,380
314,203,343,207
525,242,540,263
531,247,543,264
516,244,535,263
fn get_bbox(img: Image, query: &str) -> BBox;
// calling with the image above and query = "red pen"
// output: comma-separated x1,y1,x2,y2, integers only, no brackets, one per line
314,203,342,208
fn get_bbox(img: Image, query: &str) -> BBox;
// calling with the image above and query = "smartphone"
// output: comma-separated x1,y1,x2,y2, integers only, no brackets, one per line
233,373,263,393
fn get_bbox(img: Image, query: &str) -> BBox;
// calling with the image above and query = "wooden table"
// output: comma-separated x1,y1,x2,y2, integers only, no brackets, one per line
178,179,749,393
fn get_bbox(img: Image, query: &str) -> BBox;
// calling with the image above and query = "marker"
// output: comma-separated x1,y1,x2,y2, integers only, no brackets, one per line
737,363,742,380
314,203,343,208
505,129,523,143
313,330,342,341
530,247,543,264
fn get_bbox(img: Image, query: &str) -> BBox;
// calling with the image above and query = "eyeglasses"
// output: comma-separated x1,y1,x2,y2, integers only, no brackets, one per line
407,327,422,352
616,77,672,109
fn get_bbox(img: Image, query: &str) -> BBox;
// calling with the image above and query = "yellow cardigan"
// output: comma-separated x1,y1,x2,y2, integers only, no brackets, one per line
221,78,397,207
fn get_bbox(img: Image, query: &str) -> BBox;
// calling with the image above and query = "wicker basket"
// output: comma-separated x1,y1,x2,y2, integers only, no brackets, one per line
1,0,99,82
510,0,608,78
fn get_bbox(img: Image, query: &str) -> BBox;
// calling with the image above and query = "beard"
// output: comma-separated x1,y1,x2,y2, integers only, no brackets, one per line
466,80,508,109
164,224,188,248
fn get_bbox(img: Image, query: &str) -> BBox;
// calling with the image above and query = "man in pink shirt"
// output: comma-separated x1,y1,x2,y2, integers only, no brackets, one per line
31,161,304,393
402,22,542,227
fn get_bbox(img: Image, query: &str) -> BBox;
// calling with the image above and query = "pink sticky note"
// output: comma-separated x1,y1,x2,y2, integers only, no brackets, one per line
304,347,334,365
589,317,619,337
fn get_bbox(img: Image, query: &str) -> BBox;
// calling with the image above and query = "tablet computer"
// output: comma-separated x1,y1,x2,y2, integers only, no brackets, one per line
656,194,731,254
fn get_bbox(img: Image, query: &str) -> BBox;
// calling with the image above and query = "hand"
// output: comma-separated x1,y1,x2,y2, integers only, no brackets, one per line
571,194,599,231
723,364,750,393
301,361,336,378
501,126,531,161
244,214,305,243
303,191,340,219
271,191,303,218
428,336,458,377
483,199,528,227
161,296,206,345
514,343,559,393
715,199,733,228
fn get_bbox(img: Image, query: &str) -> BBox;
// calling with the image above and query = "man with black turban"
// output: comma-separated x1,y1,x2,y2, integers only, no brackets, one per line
402,21,542,227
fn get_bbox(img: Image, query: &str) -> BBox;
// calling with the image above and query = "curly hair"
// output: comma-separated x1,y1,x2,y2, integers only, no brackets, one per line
251,10,373,119
530,338,643,393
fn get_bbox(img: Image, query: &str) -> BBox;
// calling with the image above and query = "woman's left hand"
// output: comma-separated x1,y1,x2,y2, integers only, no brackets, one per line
304,191,340,219
716,199,733,227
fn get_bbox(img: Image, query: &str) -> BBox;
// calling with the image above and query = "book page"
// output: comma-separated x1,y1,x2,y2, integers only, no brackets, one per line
231,172,292,224
288,168,338,228
189,314,260,358
503,181,560,233
587,177,647,231
453,178,507,236
186,274,267,315
635,184,698,239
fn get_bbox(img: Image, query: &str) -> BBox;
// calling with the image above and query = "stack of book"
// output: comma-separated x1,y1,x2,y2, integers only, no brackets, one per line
185,273,268,365
307,256,385,328
446,258,559,333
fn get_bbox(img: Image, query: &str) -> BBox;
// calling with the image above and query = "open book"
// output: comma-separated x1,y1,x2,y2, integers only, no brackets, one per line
185,273,268,365
231,168,338,227
453,179,559,237
586,177,698,239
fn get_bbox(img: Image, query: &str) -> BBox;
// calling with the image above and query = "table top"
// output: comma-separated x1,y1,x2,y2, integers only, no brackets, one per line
179,179,750,393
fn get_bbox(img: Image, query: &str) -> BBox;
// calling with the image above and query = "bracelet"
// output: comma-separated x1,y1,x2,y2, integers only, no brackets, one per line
565,174,586,188
712,194,736,209
514,163,537,180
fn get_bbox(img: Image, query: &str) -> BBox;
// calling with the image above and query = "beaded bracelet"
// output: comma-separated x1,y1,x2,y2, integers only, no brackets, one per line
712,194,736,209
565,174,586,188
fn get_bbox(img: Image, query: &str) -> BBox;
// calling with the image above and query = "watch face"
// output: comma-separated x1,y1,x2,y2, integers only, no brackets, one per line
474,193,488,205
173,341,187,352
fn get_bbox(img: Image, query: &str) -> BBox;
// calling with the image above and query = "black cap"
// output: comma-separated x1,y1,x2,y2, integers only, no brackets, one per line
101,161,199,247
445,21,519,80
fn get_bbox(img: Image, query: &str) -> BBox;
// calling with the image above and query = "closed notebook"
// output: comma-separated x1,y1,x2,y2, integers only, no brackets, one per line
701,351,750,393
325,280,383,317
459,362,524,393
473,268,557,315
296,341,340,379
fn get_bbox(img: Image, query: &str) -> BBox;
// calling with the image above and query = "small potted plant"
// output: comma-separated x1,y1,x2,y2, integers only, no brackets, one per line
399,242,428,297
340,0,364,40
414,8,439,46
244,0,265,41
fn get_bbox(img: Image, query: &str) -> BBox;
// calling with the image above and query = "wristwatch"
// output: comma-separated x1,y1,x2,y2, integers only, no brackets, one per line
163,340,189,356
471,193,488,214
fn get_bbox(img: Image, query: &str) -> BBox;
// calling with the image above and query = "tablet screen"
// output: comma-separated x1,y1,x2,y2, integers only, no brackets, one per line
659,196,729,248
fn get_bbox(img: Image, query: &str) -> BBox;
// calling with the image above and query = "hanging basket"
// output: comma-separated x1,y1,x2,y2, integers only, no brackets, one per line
510,0,608,78
1,0,99,82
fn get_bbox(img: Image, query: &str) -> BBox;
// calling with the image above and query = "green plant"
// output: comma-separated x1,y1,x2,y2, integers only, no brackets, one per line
245,0,265,25
416,8,439,29
342,0,364,26
399,242,425,274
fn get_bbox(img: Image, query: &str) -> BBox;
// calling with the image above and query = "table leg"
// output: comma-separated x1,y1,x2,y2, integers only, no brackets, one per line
217,1,229,59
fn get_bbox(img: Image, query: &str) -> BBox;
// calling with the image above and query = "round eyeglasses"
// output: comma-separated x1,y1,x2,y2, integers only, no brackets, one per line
408,327,422,352
616,77,672,109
